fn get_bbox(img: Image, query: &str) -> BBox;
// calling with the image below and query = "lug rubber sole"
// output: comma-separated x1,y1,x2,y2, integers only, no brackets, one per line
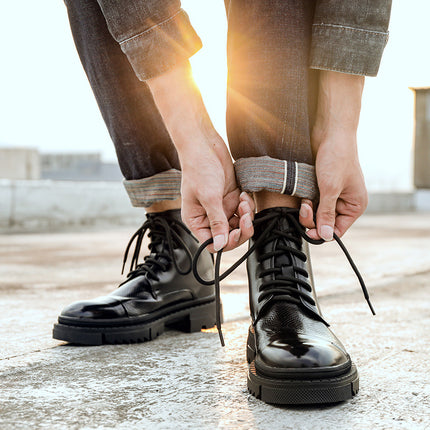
53,300,218,346
246,329,359,405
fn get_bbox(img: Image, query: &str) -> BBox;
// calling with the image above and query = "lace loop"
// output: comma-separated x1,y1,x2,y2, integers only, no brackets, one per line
192,208,375,347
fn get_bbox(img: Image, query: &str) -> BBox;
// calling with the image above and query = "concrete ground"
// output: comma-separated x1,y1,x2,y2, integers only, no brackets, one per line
1,213,429,429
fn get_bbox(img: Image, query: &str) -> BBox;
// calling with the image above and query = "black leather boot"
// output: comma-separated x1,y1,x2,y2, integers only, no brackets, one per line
246,207,359,404
53,209,216,345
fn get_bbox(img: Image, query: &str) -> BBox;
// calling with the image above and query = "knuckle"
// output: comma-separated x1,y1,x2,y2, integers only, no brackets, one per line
351,193,368,216
209,219,226,229
200,187,223,202
319,203,336,216
319,175,340,195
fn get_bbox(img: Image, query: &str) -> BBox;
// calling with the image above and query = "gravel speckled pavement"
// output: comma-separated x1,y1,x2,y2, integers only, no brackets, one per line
1,213,429,429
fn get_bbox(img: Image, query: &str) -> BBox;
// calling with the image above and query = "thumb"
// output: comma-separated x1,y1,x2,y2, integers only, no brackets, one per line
316,192,337,241
205,201,229,252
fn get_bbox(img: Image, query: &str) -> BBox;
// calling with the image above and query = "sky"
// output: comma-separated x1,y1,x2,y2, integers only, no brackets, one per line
0,0,429,192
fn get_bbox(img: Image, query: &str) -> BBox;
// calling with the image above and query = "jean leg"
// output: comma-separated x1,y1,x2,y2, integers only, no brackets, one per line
226,0,319,200
65,0,182,206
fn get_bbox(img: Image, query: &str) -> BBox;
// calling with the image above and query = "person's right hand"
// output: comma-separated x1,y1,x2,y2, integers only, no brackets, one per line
180,139,255,253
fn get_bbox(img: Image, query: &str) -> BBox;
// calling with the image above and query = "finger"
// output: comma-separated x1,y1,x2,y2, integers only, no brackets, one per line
205,202,230,252
299,199,315,229
305,228,320,241
228,214,240,230
181,208,214,249
193,227,214,248
222,228,242,252
223,212,254,251
333,213,356,238
333,203,364,238
238,200,254,220
316,192,338,242
239,212,254,240
240,192,256,212
334,195,367,237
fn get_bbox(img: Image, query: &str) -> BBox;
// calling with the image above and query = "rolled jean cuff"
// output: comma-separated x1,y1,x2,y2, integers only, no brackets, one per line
123,169,181,207
119,9,203,81
234,156,317,201
310,24,389,77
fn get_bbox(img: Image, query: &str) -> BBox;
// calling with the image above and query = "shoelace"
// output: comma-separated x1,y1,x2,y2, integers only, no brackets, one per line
193,208,375,347
121,215,193,282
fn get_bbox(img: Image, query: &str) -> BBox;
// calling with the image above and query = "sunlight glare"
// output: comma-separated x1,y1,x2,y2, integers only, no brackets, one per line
183,0,228,140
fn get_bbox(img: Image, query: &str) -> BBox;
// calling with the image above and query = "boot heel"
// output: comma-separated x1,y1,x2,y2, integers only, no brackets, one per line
169,300,220,333
187,300,221,332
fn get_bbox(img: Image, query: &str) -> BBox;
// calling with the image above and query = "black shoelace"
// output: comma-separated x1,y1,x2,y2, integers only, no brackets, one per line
193,208,375,347
121,216,193,282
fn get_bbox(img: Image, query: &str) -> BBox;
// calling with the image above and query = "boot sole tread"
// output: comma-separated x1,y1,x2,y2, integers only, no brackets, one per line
52,300,218,345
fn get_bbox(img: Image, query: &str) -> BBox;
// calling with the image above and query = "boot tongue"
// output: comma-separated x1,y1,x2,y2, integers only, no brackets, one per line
146,209,182,254
277,212,295,232
253,207,303,277
146,208,182,222
254,207,300,241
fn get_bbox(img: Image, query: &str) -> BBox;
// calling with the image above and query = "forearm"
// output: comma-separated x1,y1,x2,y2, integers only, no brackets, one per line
312,70,364,152
147,62,229,164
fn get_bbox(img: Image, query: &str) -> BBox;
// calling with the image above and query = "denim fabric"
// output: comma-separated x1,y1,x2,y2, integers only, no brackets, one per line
310,0,392,76
64,0,391,206
225,0,318,165
96,0,202,80
65,0,181,180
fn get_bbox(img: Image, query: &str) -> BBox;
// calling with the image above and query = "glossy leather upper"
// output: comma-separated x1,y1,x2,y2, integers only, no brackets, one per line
247,208,350,375
60,210,214,322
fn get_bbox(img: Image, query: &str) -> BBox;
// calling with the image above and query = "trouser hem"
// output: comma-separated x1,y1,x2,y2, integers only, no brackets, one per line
123,156,318,207
123,169,181,207
234,156,317,201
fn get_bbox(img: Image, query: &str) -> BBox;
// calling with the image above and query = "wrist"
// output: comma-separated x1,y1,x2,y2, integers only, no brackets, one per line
311,128,359,162
314,70,364,132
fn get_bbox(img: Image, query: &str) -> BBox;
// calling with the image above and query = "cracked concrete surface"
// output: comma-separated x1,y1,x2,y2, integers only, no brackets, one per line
0,213,429,429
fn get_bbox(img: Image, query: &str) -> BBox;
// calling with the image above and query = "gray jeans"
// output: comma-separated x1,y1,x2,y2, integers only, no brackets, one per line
65,0,391,207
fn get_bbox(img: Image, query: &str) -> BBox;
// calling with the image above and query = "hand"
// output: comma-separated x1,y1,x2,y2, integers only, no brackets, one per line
299,70,367,240
299,132,368,240
180,140,255,252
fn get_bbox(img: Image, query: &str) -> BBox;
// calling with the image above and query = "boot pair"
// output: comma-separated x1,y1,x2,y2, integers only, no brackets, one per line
54,208,363,405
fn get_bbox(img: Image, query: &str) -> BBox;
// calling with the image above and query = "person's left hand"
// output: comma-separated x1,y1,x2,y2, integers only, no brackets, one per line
299,130,368,241
299,70,367,241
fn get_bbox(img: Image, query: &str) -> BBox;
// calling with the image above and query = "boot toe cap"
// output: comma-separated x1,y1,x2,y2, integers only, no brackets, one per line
258,336,349,370
60,296,128,320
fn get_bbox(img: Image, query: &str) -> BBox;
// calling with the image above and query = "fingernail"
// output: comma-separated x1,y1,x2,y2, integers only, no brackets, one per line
243,213,252,229
234,229,241,242
299,204,308,218
240,192,247,199
214,234,226,251
320,225,333,241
